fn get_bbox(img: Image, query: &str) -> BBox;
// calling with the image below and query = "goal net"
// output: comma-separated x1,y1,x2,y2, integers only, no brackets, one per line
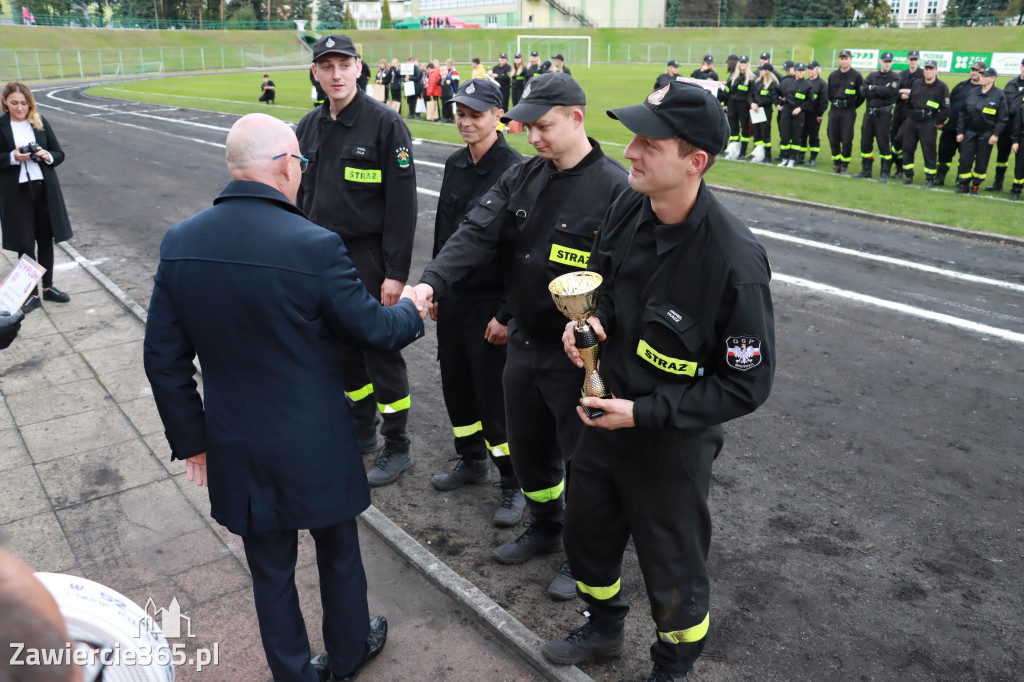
516,35,591,69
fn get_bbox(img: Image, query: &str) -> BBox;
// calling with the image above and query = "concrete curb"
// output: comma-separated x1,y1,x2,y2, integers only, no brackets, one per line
56,239,592,682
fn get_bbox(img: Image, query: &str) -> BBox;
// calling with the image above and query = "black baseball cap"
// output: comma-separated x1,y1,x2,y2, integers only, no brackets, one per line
514,53,522,58
881,51,894,61
972,60,987,70
728,54,739,61
451,79,503,111
795,62,806,71
808,60,820,69
553,54,565,61
924,59,938,68
759,62,773,71
530,51,538,57
502,71,585,123
703,54,714,63
312,34,359,61
839,49,853,58
783,60,795,70
739,55,749,63
908,49,921,59
760,52,771,60
982,67,998,77
607,82,729,155
499,52,508,59
667,59,680,67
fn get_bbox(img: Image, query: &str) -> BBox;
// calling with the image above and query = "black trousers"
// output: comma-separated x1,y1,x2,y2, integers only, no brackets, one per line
803,115,822,157
992,132,1013,176
751,116,772,151
891,106,908,157
242,520,368,682
405,94,418,116
827,107,857,162
12,180,55,289
499,83,511,112
726,105,751,144
339,244,410,442
511,82,524,107
1014,145,1024,187
437,297,516,482
502,324,584,530
902,117,939,175
957,130,996,183
937,127,961,173
860,111,893,159
778,107,804,160
565,425,725,675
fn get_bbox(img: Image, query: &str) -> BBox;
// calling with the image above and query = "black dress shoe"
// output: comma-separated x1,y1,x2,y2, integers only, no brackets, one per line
42,286,70,303
21,295,41,314
311,615,388,681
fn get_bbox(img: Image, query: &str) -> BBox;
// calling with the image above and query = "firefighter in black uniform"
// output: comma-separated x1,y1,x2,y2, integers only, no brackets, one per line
955,67,1008,195
690,55,718,81
749,63,781,163
855,51,901,182
655,60,681,90
429,79,526,525
900,60,950,188
826,49,865,174
491,53,513,112
802,60,828,166
892,49,924,179
524,51,543,83
413,73,630,601
541,82,775,682
722,55,755,158
936,61,983,187
309,65,326,108
777,62,812,167
758,52,782,80
510,53,528,106
296,35,419,486
1009,96,1024,200
986,57,1024,192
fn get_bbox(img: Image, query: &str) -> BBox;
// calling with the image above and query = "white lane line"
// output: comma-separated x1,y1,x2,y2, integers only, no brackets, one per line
94,87,312,113
416,160,445,169
418,188,440,197
754,228,1024,293
775,273,1024,345
47,87,232,133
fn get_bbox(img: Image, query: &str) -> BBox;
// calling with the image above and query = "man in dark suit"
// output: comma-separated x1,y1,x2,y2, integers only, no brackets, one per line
143,113,427,682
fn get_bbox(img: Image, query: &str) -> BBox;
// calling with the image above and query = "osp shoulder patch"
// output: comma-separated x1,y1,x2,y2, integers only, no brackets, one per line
395,146,411,169
725,335,762,371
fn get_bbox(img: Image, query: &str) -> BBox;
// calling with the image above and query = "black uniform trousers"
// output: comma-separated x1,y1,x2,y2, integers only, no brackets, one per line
860,111,893,160
1014,145,1024,188
902,117,939,176
565,425,725,675
827,107,857,162
242,520,368,682
751,117,772,158
12,180,55,289
511,82,525,107
726,107,751,145
937,128,961,178
803,115,822,158
499,83,511,113
957,131,996,184
340,244,411,442
778,107,804,160
992,134,1013,178
437,297,516,482
890,107,908,159
502,326,584,530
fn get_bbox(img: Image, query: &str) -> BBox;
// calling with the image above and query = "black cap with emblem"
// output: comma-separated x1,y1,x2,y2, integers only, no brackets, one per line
881,51,894,62
312,34,359,61
502,72,585,123
451,79,503,111
607,81,729,155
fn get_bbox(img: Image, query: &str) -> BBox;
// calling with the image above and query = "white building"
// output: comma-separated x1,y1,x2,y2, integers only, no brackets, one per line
887,0,948,28
409,0,665,29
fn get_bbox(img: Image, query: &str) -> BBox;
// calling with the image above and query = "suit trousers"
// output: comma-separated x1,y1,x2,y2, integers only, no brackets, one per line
828,107,857,162
242,520,369,682
11,180,55,288
437,297,516,482
565,425,725,675
339,244,410,442
502,328,584,530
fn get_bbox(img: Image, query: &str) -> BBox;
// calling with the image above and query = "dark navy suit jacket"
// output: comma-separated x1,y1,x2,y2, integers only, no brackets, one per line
144,180,424,536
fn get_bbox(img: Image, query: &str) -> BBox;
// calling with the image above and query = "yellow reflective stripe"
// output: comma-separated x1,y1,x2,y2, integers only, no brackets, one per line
453,421,483,438
636,340,698,376
486,440,511,457
658,612,710,644
549,244,591,268
377,395,411,414
926,100,939,108
576,578,620,600
344,167,382,183
345,383,374,402
982,107,997,115
523,479,564,503
795,92,806,99
844,88,857,95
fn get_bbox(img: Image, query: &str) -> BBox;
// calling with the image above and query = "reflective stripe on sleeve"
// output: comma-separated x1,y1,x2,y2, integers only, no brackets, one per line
576,578,620,601
346,383,374,402
378,395,411,414
657,612,710,645
453,421,483,438
523,479,564,503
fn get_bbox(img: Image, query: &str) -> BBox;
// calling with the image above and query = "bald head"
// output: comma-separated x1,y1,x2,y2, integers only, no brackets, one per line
225,114,303,203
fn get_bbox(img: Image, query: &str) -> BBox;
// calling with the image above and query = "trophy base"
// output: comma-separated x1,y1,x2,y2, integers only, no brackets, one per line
581,390,607,419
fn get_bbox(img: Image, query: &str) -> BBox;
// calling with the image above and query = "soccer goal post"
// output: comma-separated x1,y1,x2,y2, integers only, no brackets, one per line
516,35,591,69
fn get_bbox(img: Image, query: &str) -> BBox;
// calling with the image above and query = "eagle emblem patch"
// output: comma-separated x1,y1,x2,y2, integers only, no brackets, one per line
725,335,762,371
395,146,411,169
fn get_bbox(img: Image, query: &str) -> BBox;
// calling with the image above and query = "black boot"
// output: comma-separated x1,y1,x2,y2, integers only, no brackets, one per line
985,167,1005,191
366,438,413,487
764,150,772,164
901,170,914,185
647,664,689,681
840,162,849,174
831,160,842,173
879,159,891,184
970,182,980,195
956,179,970,193
740,141,748,157
431,455,490,490
892,157,904,180
854,159,873,179
807,153,817,167
923,174,936,189
542,618,625,665
1011,182,1023,200
492,523,562,564
934,167,947,187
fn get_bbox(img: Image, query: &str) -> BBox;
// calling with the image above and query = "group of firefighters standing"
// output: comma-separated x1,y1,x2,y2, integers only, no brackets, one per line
662,49,1024,197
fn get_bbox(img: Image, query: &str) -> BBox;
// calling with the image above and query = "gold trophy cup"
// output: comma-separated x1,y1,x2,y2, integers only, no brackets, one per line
549,271,610,419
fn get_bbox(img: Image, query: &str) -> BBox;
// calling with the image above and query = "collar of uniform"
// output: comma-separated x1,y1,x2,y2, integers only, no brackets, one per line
547,136,605,176
453,133,511,175
213,179,307,218
640,180,711,256
320,87,367,126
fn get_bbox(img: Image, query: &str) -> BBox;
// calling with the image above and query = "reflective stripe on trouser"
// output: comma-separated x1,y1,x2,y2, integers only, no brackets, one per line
503,334,584,530
437,298,514,479
1015,144,1024,183
958,131,995,182
828,107,857,160
902,118,938,177
778,109,804,160
803,117,822,156
564,425,724,675
339,243,411,441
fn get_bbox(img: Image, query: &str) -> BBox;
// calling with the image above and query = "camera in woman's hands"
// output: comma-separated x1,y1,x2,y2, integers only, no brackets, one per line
18,141,43,161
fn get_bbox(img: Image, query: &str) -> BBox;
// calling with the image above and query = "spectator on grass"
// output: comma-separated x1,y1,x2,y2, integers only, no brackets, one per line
259,74,276,104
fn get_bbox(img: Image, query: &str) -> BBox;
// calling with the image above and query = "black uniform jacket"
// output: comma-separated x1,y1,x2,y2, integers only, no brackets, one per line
492,62,512,88
896,67,925,110
690,68,719,81
779,77,813,109
143,180,424,536
862,69,901,109
1003,76,1024,122
433,133,523,306
748,80,781,109
589,184,775,431
420,138,628,347
948,79,980,128
807,76,829,116
827,68,865,108
296,89,417,282
723,73,755,107
0,113,73,250
908,78,951,124
654,73,679,91
958,86,1008,137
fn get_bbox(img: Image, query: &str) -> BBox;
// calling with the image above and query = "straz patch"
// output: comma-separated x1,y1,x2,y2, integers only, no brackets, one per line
395,146,411,169
725,335,763,371
549,244,590,268
637,340,699,376
344,167,382,183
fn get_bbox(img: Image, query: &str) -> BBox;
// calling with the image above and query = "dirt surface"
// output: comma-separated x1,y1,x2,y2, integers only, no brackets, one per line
36,83,1024,681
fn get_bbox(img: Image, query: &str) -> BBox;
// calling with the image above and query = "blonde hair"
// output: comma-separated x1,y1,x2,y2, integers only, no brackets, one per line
756,71,779,88
2,82,42,130
729,65,755,87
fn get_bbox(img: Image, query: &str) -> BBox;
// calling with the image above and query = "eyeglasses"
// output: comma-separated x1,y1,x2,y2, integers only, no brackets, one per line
272,153,309,173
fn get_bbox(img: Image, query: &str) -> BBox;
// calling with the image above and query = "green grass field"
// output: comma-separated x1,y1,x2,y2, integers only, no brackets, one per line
89,65,1023,237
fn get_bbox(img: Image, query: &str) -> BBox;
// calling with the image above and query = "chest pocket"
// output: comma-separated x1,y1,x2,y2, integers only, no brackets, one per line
339,143,381,186
548,210,601,270
637,303,703,379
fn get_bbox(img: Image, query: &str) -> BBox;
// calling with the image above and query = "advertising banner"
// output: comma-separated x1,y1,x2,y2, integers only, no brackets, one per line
990,52,1024,74
949,52,993,73
920,51,954,72
849,48,879,71
887,49,912,71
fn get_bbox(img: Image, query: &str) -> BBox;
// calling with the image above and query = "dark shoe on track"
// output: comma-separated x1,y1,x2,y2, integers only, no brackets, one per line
547,561,576,601
42,287,70,303
492,523,561,565
492,483,526,527
431,456,490,491
367,440,412,487
541,620,625,665
312,615,388,681
21,296,41,314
